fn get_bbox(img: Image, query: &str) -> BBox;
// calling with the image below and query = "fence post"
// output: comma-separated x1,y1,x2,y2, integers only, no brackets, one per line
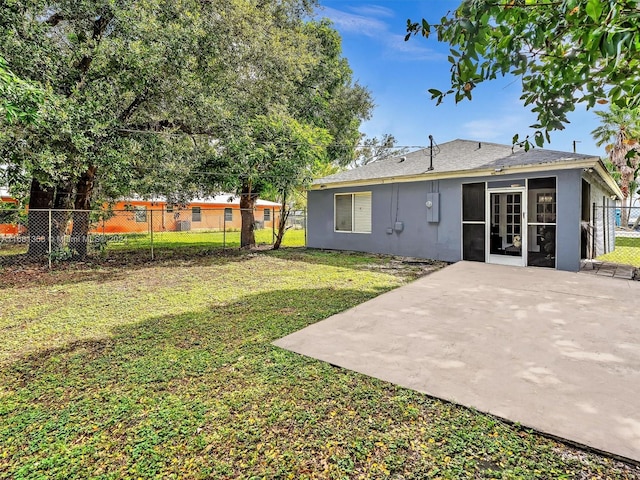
304,208,307,246
223,210,226,250
604,198,609,254
48,209,52,270
272,208,276,244
592,202,596,258
150,209,154,260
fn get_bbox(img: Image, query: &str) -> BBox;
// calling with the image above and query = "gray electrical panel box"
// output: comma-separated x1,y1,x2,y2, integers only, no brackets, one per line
426,192,440,223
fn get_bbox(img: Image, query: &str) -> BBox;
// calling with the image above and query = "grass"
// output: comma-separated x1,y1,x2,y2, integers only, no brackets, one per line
597,235,640,267
0,229,306,261
117,228,306,251
0,249,638,479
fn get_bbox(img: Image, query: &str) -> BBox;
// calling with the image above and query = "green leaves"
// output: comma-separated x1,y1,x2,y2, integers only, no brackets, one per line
1,0,371,226
591,104,640,200
406,0,640,147
586,0,603,22
534,131,545,148
0,56,45,125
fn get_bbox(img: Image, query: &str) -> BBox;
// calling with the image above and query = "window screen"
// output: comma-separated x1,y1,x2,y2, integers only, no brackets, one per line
462,183,485,222
462,183,486,263
335,193,371,233
463,224,485,261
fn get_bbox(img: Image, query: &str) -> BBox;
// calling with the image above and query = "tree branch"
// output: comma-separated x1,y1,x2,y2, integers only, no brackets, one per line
119,88,148,122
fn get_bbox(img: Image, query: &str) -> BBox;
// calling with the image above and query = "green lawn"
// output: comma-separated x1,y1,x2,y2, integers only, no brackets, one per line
115,228,306,251
0,229,306,261
597,235,640,267
0,250,637,479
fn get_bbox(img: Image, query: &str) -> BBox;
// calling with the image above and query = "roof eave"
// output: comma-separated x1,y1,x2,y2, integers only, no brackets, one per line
594,160,624,199
310,158,602,190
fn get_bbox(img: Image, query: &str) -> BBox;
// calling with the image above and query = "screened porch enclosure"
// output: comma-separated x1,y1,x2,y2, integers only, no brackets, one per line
462,178,557,268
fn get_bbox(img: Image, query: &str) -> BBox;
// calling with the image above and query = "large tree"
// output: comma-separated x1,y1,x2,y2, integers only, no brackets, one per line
406,0,640,148
353,134,409,167
1,0,234,256
216,113,331,249
591,105,640,227
196,17,373,248
1,0,329,256
2,1,372,254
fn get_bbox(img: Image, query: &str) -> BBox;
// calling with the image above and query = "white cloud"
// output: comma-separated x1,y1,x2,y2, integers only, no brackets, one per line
320,6,387,37
349,5,395,18
463,116,526,141
318,6,439,60
386,33,444,60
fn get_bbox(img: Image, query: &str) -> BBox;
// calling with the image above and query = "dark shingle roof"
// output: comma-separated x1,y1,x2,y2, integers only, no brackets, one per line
314,139,597,185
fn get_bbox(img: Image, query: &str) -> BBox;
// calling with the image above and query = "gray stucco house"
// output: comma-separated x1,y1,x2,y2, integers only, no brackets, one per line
307,139,622,272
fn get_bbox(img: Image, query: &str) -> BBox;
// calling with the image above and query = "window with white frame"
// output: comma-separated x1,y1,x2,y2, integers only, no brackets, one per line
335,192,372,233
224,208,233,222
192,206,201,222
134,206,147,223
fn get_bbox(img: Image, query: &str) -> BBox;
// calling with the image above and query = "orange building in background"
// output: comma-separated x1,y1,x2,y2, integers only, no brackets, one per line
0,192,281,235
92,195,282,234
0,192,25,236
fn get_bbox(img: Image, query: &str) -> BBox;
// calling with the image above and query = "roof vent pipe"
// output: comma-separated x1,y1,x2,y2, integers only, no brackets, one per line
428,135,434,171
478,142,481,149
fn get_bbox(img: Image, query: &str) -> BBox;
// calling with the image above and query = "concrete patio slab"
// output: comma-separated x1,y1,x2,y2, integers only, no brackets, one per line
274,261,640,462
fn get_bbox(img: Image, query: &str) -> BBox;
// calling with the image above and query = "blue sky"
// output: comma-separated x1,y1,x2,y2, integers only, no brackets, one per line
316,0,604,156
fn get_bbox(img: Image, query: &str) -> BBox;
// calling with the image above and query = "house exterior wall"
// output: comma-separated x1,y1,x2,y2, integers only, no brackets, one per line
308,179,461,262
307,168,587,272
555,169,582,271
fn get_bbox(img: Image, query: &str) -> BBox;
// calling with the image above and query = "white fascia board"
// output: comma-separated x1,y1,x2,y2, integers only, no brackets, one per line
311,158,601,191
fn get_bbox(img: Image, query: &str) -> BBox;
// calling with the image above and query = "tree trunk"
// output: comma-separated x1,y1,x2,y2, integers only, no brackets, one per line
621,196,630,228
619,167,635,228
273,193,290,250
26,178,76,258
239,183,257,248
26,178,55,257
69,166,97,258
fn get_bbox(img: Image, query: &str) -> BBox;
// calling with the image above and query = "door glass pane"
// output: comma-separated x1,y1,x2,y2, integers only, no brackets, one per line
490,192,522,257
463,223,485,261
528,177,556,224
462,183,485,222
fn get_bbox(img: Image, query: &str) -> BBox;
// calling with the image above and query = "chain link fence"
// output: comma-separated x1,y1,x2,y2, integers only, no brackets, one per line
0,206,306,269
592,205,640,268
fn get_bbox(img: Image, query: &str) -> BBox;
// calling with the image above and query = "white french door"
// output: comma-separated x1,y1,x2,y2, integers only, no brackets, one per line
486,188,527,266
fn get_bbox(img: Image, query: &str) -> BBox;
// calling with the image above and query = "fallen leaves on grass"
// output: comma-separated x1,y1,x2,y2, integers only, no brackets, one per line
0,250,638,479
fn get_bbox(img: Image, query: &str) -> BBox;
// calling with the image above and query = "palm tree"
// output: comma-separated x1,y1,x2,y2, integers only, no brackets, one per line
591,105,640,228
